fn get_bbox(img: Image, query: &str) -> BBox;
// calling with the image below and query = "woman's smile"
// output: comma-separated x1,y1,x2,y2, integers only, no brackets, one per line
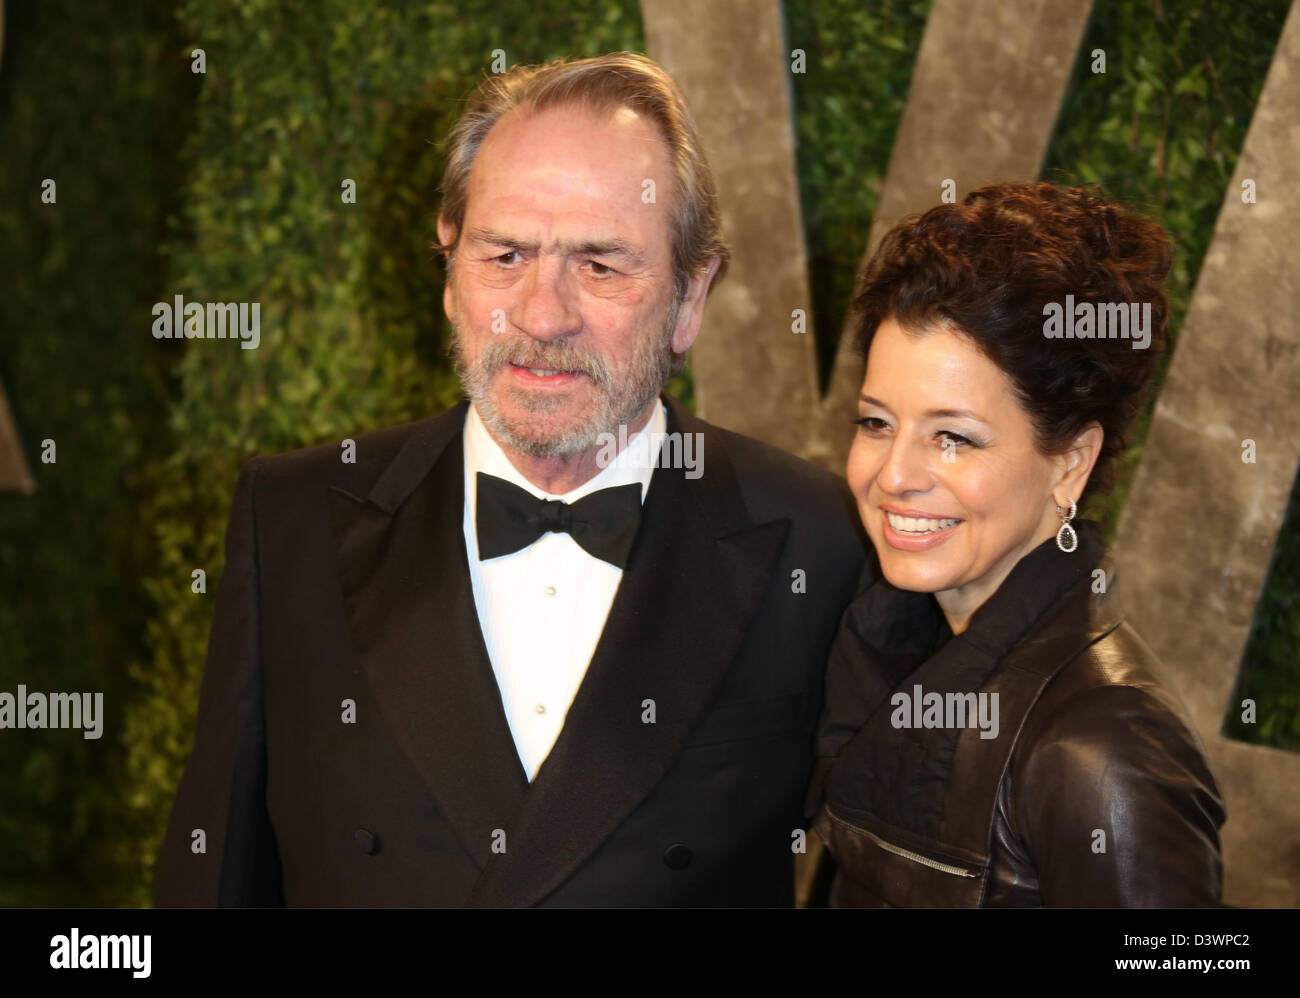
880,504,963,550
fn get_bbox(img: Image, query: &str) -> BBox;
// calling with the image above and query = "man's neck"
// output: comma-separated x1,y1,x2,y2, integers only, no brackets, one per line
495,398,660,496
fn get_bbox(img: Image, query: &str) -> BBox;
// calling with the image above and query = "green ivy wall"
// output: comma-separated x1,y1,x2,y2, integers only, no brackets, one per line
0,0,1291,906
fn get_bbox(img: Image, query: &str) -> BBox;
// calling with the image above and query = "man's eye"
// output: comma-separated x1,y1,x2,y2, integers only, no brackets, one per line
492,251,521,266
585,260,618,277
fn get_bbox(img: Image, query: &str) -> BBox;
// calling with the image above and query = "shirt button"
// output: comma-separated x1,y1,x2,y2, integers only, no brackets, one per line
544,585,557,596
535,704,546,714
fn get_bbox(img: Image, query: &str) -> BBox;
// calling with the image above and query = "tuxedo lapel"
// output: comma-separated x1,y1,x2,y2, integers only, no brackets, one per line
466,396,792,907
327,400,528,871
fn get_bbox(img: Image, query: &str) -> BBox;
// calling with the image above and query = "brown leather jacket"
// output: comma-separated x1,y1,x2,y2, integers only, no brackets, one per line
806,522,1225,907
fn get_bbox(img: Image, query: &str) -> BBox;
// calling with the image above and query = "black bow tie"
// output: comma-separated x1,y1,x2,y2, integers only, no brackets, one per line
475,472,643,568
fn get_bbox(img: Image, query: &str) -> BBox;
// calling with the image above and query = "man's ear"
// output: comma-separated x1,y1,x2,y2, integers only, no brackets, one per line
670,255,723,355
436,215,458,256
1053,422,1104,504
436,216,457,321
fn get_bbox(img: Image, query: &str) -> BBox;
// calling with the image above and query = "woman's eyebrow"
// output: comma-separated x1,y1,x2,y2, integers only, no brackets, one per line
859,394,989,423
924,407,987,422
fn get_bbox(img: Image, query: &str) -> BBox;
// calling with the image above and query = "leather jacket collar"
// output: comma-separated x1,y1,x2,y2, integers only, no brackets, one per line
821,520,1109,839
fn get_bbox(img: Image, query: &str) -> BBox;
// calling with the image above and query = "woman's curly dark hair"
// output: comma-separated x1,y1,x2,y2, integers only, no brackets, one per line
851,182,1172,501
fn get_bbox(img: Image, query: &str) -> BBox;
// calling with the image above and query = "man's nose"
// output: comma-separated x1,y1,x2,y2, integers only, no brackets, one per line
512,256,582,341
877,435,934,496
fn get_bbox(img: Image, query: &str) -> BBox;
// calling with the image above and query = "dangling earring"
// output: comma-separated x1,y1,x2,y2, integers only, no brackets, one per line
1055,496,1078,553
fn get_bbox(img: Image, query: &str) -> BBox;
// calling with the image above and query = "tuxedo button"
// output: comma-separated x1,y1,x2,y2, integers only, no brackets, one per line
663,843,692,870
354,828,379,855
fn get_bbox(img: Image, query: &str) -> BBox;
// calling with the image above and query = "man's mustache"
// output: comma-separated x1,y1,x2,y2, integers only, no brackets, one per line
478,337,612,389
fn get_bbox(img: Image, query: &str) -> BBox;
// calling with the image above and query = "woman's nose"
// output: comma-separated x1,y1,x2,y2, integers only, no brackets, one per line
876,436,933,495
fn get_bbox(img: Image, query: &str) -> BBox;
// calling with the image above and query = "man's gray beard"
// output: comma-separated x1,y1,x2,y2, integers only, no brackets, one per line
451,298,681,459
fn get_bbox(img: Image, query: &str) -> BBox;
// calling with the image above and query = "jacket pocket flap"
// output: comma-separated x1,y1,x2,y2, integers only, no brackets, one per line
815,805,988,907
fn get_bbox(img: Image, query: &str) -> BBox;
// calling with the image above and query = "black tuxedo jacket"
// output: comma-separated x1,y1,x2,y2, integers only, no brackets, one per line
154,395,865,906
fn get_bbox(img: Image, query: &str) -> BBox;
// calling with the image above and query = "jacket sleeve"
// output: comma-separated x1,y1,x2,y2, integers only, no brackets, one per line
153,457,284,907
1011,683,1225,907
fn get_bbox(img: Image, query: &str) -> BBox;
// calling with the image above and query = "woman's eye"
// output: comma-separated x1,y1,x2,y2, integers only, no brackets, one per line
852,416,889,432
937,430,976,447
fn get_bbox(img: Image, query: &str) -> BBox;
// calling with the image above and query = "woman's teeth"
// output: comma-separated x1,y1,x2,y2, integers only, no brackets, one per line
886,512,960,534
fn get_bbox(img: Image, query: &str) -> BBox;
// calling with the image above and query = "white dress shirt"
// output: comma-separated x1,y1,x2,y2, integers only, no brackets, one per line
462,400,667,781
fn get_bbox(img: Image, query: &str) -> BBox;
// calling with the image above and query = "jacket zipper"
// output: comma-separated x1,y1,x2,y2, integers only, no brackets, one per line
825,806,978,878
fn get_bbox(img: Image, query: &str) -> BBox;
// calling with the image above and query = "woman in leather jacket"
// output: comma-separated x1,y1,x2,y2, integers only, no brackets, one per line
806,182,1225,907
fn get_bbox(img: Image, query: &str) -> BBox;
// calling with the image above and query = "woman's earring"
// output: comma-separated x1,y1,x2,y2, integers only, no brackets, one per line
1055,497,1078,553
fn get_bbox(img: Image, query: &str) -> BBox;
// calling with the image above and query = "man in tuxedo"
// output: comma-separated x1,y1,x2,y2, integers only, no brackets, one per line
155,52,865,907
